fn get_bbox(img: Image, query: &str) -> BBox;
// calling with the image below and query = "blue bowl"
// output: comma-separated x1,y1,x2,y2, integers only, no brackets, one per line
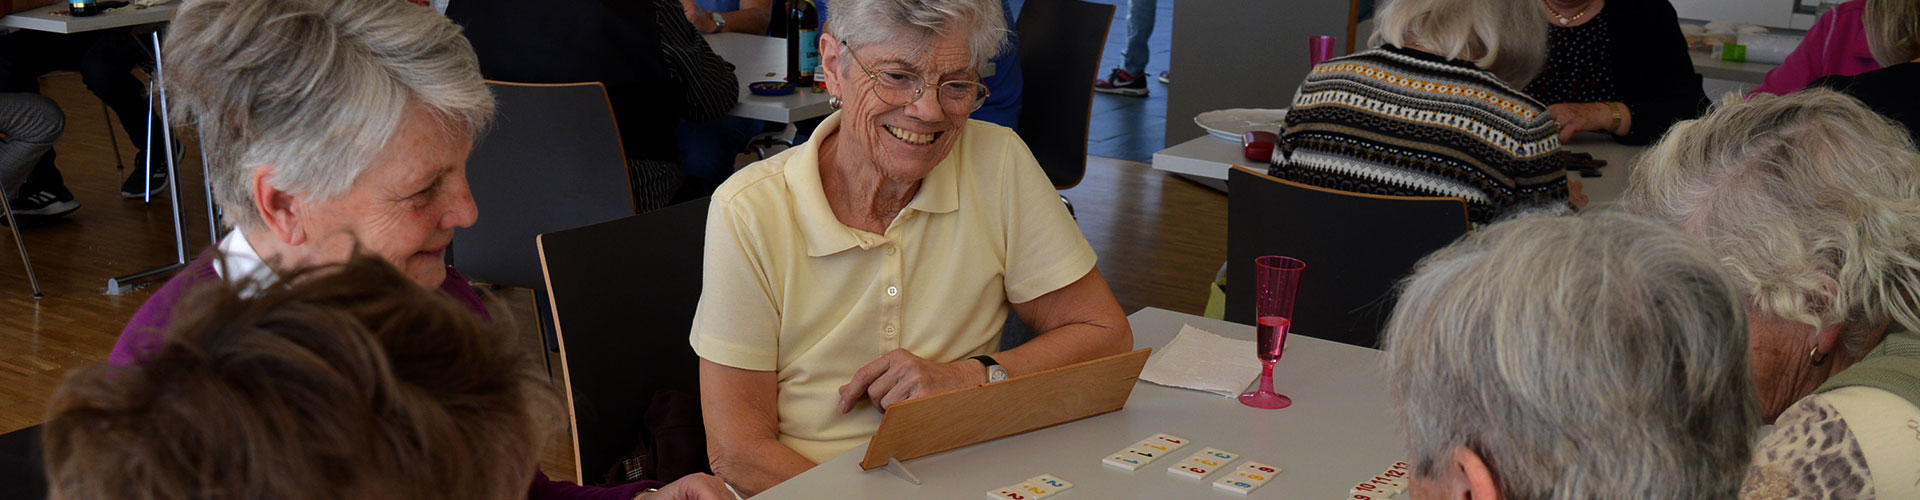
749,81,796,96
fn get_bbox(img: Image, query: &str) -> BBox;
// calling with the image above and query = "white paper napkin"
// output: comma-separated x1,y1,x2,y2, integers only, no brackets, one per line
1139,324,1264,398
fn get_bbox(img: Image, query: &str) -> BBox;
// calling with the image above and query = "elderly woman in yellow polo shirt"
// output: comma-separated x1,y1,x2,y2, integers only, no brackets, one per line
688,0,1132,494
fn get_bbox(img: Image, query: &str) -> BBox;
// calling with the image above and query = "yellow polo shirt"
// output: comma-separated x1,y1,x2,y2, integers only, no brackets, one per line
689,112,1097,463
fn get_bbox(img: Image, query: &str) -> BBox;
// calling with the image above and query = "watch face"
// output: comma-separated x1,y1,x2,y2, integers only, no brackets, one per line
988,366,1009,382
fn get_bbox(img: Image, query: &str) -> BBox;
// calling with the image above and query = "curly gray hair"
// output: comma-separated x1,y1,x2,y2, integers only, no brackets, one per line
1626,89,1920,359
163,0,493,231
1383,211,1756,499
824,0,1008,71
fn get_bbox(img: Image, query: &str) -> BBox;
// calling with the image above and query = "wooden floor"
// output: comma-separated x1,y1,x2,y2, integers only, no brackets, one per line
0,75,1228,484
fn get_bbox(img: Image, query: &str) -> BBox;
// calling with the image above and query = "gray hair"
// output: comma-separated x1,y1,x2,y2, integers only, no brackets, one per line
163,0,493,231
1626,90,1920,359
1382,211,1756,499
1865,0,1920,66
825,0,1008,71
1370,0,1547,88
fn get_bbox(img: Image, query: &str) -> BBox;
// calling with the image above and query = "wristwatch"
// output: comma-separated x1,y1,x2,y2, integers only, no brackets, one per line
709,11,727,33
971,355,1009,383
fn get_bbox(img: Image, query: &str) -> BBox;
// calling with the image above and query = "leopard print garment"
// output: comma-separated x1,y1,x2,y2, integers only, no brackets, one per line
1743,395,1876,499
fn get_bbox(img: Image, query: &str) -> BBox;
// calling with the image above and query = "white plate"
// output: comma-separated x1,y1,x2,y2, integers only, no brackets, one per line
1194,108,1288,141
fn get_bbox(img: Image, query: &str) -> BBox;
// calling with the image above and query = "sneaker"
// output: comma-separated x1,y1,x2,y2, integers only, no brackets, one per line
8,188,80,218
120,156,170,199
1093,68,1149,96
1158,71,1170,84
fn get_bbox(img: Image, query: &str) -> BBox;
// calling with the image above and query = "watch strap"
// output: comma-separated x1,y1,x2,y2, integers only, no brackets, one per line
970,355,1006,382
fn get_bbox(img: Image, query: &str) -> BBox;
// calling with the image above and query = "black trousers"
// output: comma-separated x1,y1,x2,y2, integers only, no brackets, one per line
0,28,157,195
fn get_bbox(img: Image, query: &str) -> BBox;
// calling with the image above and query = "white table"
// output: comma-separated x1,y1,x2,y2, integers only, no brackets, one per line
1150,132,1646,204
756,308,1407,499
1,2,204,291
705,32,835,124
1690,51,1778,85
0,2,175,33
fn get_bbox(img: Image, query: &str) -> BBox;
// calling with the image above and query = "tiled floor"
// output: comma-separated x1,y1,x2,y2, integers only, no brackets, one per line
1083,0,1173,163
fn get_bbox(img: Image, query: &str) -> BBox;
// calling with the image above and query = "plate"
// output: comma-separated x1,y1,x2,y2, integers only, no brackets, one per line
1194,108,1288,141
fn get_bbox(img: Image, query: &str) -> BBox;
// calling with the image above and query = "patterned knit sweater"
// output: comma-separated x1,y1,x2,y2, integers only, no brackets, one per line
1269,45,1566,226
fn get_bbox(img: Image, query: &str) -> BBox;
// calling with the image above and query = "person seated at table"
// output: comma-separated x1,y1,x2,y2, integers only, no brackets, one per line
0,93,65,219
0,0,170,216
1625,89,1920,499
1525,0,1708,145
1749,0,1880,96
1383,211,1757,499
447,0,739,211
1809,0,1920,144
1269,0,1568,226
112,0,714,497
689,0,1131,493
678,0,771,35
46,255,730,500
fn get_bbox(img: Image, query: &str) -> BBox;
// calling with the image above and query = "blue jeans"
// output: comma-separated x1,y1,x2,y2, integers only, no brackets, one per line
676,116,771,186
1121,0,1158,76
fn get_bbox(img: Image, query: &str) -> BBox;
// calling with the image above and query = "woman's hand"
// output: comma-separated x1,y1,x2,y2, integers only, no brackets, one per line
679,0,716,33
635,473,732,500
1547,102,1630,143
837,349,987,412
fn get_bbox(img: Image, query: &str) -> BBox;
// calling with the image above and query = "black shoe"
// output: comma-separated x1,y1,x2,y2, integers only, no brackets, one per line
8,188,80,218
1093,68,1149,97
120,158,170,199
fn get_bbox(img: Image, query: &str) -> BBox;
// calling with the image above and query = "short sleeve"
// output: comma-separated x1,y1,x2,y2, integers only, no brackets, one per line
999,134,1098,304
688,196,782,371
1741,395,1875,499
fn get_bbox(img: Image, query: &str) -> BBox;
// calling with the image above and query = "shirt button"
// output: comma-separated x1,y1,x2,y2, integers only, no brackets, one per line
886,286,899,297
885,246,896,255
884,325,897,337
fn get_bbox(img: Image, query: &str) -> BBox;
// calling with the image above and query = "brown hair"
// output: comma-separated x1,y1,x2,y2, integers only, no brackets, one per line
42,254,558,500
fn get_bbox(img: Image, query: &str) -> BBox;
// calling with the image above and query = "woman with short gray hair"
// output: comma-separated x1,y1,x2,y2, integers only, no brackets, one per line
1269,0,1570,225
107,0,734,498
692,0,1131,494
1627,89,1920,499
1383,211,1757,499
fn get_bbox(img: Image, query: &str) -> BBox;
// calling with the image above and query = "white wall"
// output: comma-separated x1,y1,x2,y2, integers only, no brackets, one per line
1669,0,1819,29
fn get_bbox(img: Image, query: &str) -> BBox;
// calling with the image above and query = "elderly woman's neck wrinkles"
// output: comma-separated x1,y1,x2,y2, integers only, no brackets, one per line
821,133,921,233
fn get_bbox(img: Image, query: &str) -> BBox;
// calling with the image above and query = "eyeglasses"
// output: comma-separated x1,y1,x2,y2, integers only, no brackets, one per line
841,40,991,114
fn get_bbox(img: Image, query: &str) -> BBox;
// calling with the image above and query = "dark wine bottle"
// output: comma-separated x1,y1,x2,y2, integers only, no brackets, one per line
793,0,819,87
785,3,801,85
68,0,100,17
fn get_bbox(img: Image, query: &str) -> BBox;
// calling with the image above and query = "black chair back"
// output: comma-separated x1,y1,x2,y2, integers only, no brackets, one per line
537,198,709,483
1226,166,1469,347
1013,0,1113,189
452,81,635,290
0,425,45,500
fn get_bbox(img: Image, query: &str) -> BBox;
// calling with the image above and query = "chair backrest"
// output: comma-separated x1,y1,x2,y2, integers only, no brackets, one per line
0,425,45,500
1013,0,1113,189
1225,166,1469,348
451,81,635,290
537,197,709,482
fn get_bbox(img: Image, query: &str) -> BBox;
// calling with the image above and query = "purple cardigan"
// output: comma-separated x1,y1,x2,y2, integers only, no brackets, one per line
1749,0,1879,96
109,251,663,500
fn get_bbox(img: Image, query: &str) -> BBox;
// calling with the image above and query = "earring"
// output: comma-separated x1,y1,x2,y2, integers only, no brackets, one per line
828,95,842,109
1809,346,1829,366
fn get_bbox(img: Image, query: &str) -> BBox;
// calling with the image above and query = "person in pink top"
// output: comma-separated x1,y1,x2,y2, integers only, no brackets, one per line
1749,0,1880,96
